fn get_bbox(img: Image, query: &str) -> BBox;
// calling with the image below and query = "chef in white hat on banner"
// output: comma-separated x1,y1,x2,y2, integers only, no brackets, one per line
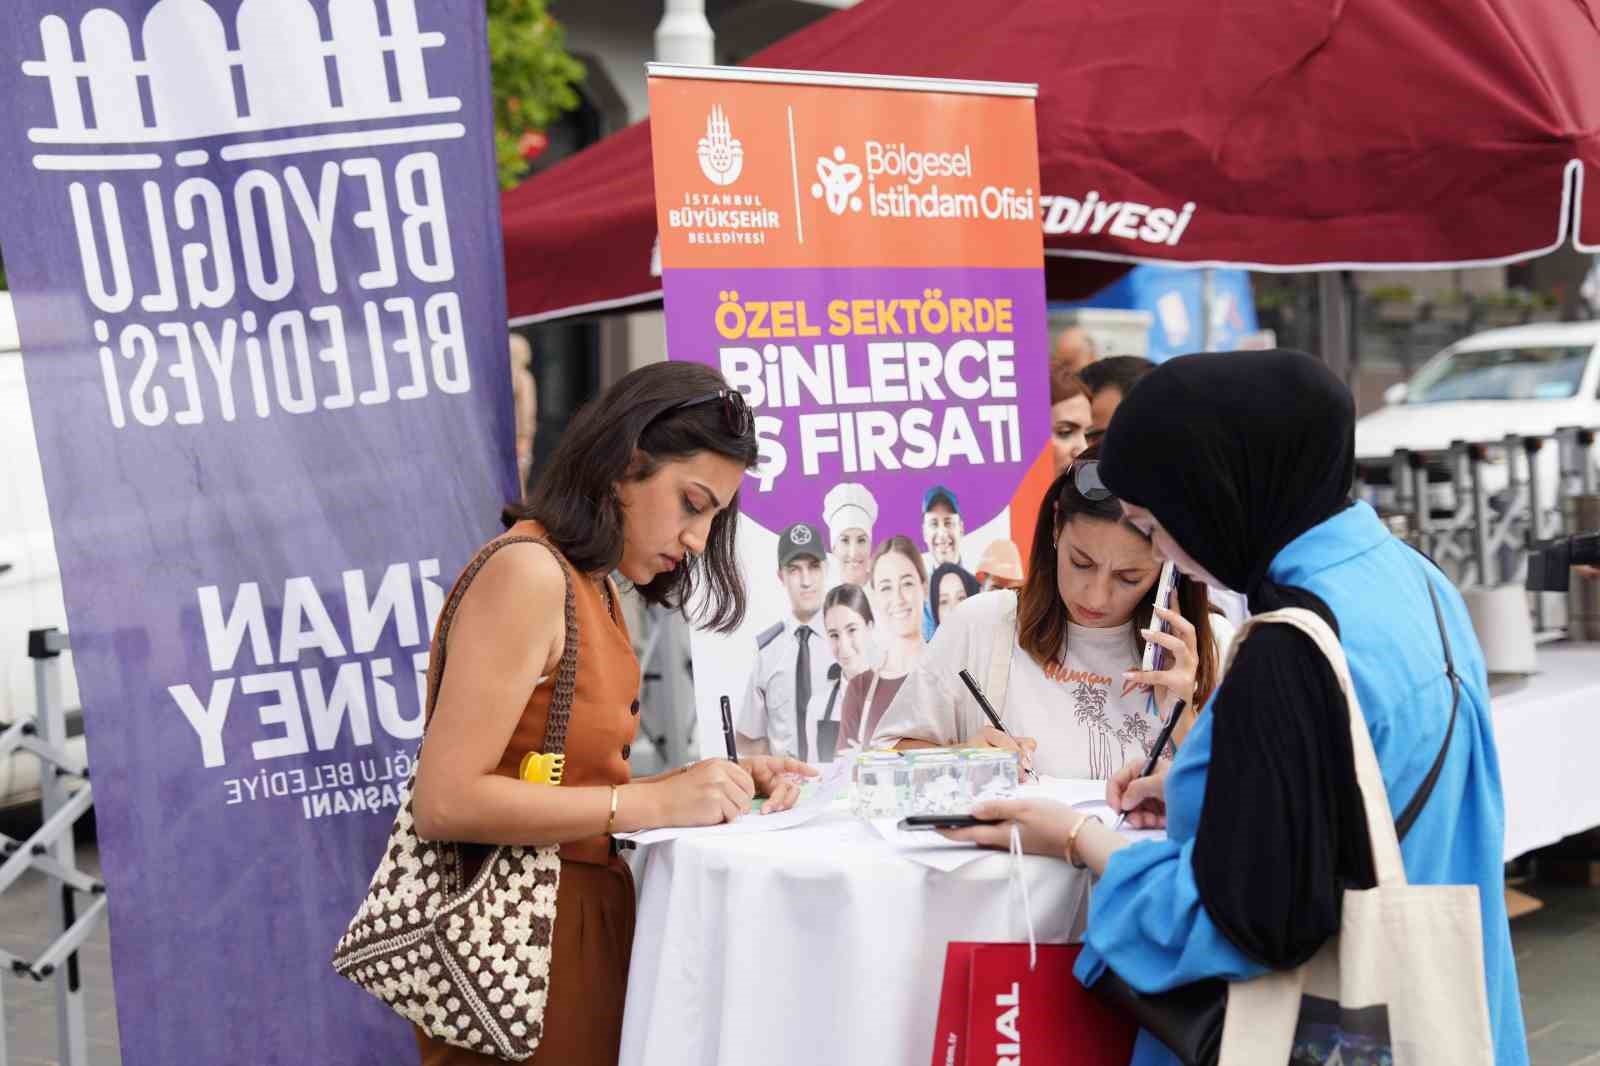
823,482,880,589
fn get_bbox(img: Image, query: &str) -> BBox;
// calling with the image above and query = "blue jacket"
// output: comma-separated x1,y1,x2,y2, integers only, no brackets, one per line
1074,502,1528,1066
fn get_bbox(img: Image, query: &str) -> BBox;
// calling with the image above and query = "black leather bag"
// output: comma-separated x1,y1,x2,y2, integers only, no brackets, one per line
1091,578,1461,1066
1092,974,1227,1066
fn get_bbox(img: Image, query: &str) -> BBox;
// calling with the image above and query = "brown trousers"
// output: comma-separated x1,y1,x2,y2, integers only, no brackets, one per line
414,858,636,1066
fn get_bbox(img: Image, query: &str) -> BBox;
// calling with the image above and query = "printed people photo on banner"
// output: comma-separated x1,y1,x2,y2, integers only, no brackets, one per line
816,583,875,759
836,536,927,756
928,561,980,634
975,538,1024,592
823,481,878,588
736,522,837,762
646,68,1053,765
920,485,964,638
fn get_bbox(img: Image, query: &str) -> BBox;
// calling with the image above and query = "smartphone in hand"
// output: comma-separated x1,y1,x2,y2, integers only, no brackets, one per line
1141,562,1181,674
899,814,1000,831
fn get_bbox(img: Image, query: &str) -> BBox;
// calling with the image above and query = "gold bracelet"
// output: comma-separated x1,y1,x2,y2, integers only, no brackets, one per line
1067,814,1103,870
606,785,620,836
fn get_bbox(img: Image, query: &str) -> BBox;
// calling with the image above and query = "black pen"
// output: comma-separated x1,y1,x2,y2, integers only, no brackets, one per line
957,669,1039,781
719,695,738,761
1114,699,1186,831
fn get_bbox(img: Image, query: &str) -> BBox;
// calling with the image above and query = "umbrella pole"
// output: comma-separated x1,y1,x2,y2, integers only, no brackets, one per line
1318,271,1354,384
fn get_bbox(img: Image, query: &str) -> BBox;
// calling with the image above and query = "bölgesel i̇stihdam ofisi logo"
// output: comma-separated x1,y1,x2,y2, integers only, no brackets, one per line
811,146,863,215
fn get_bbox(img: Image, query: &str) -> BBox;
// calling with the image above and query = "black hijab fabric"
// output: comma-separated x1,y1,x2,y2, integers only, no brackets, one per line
1098,349,1356,615
1098,349,1375,969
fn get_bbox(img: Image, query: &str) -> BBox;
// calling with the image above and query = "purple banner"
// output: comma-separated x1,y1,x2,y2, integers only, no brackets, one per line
663,266,1048,545
664,263,1050,764
0,3,510,1063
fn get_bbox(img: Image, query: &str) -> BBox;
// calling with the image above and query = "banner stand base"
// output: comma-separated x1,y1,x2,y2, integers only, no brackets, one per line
0,628,102,1066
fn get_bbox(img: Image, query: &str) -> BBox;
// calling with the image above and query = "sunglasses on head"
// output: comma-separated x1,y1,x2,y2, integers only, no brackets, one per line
1069,459,1111,502
660,388,754,438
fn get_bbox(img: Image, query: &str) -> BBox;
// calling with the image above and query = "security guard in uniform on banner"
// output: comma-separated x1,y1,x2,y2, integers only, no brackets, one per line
735,522,838,762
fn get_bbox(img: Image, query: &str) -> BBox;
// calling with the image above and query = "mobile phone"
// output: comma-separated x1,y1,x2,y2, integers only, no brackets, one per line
1141,562,1181,674
898,814,999,831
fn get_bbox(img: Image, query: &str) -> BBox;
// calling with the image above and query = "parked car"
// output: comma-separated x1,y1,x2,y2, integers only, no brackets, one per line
1355,322,1600,513
0,290,85,809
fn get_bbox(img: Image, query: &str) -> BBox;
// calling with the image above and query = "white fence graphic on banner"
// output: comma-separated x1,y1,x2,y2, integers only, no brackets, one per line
21,0,461,169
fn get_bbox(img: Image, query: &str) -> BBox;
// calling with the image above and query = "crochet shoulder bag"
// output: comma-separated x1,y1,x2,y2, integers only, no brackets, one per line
331,534,577,1061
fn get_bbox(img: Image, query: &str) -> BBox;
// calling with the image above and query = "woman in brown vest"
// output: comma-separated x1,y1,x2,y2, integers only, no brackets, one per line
411,361,810,1065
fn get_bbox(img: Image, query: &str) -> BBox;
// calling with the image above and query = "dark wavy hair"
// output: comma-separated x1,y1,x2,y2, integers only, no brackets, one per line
506,361,760,633
1017,451,1218,706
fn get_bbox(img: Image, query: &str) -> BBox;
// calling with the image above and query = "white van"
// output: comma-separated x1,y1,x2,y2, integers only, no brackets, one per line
1356,321,1600,512
0,290,85,808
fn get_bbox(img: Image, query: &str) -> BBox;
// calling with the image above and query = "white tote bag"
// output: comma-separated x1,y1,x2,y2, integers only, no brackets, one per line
1216,608,1494,1066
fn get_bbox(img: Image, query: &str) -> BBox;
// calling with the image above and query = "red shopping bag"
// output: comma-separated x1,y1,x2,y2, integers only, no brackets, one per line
931,943,1137,1066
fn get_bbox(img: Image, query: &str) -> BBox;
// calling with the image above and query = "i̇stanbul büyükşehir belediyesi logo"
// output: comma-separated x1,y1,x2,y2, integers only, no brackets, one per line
696,104,744,186
668,104,778,245
811,140,1035,223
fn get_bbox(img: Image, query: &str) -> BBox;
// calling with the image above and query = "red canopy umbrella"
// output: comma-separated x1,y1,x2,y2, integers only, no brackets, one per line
503,0,1600,323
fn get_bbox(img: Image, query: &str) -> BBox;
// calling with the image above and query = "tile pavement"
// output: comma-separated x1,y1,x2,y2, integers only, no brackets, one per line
0,826,118,1066
1513,880,1600,1066
0,827,1595,1065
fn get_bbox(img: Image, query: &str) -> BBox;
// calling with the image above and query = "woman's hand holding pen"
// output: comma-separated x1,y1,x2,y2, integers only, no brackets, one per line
1123,605,1198,717
738,756,818,814
1106,755,1170,829
974,727,1039,775
650,758,756,826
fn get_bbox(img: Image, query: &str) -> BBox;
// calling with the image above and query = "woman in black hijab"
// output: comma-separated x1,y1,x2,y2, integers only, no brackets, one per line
1095,349,1375,966
947,350,1526,1066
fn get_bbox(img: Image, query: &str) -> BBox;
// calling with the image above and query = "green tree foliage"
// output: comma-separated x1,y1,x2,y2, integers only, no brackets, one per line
487,0,585,188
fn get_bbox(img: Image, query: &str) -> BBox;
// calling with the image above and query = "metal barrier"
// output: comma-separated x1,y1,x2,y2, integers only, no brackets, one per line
0,629,102,1066
1355,424,1599,635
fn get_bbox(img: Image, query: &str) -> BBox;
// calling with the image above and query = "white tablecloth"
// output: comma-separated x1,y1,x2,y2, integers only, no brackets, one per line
1493,644,1600,861
615,643,1595,1065
618,812,1092,1066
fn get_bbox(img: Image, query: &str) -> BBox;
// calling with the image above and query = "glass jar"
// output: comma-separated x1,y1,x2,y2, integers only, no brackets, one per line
852,751,908,818
964,748,1020,804
909,750,969,814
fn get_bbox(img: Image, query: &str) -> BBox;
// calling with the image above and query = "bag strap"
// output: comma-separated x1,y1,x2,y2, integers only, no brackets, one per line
1230,608,1408,886
424,534,579,757
982,590,1020,719
1392,575,1461,842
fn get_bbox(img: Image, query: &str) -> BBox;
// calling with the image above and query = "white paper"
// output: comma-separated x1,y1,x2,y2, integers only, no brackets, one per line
867,818,995,871
1070,801,1167,843
1016,777,1167,841
615,756,854,846
1017,775,1111,808
616,802,833,846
